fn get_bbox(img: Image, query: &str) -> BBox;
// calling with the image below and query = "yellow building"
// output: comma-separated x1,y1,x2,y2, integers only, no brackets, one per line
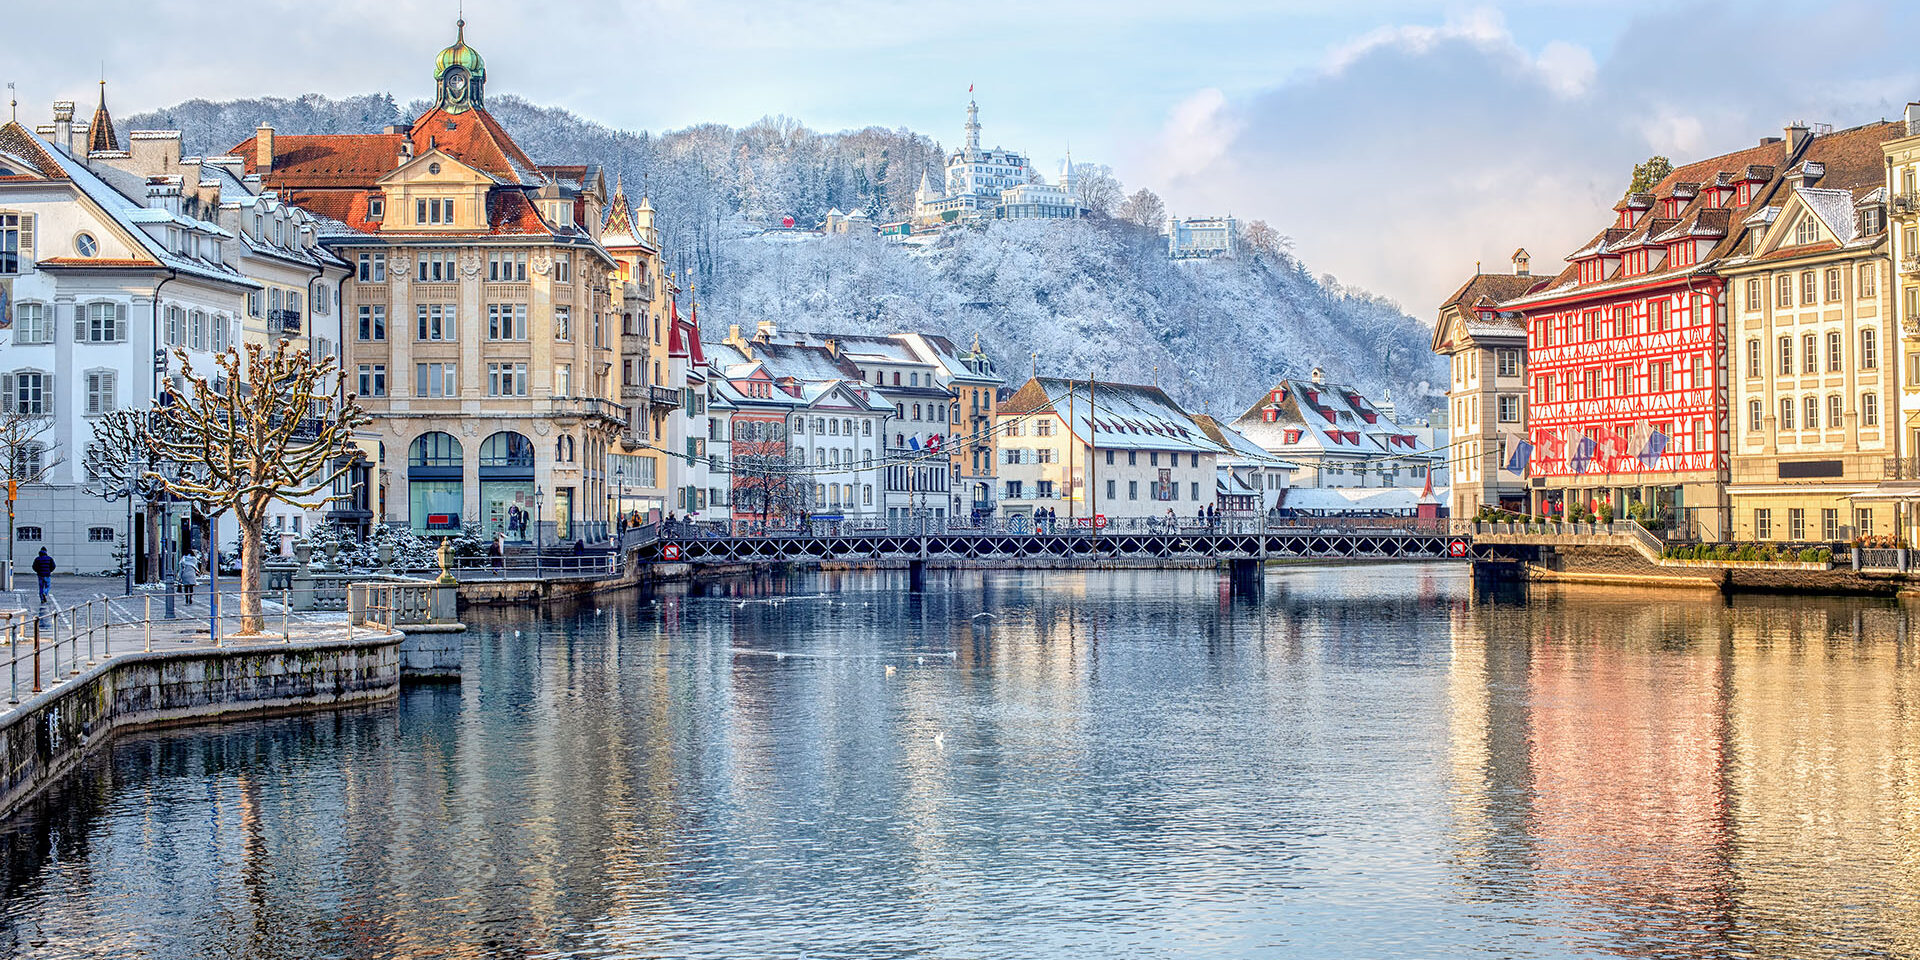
1873,104,1920,544
235,21,625,544
1432,251,1541,518
1722,121,1901,543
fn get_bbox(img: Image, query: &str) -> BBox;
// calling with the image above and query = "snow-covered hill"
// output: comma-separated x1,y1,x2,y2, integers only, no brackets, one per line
127,94,1444,418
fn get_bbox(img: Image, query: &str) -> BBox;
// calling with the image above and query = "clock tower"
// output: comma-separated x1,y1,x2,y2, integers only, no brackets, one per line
434,18,486,114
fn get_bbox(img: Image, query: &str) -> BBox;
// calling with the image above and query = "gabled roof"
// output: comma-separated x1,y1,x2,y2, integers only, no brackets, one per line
1003,377,1228,453
0,121,69,180
1231,379,1435,462
1433,271,1540,350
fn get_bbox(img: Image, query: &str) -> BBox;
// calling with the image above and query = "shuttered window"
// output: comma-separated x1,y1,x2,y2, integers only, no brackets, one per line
75,301,128,342
85,370,116,415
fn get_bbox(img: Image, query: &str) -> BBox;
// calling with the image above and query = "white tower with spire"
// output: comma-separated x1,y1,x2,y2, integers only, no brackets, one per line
964,97,981,160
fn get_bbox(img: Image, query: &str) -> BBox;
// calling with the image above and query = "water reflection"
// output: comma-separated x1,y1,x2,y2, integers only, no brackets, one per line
0,567,1916,958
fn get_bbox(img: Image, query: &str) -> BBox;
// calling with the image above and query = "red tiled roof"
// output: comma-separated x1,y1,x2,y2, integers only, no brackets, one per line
233,133,407,187
407,106,540,185
0,120,69,179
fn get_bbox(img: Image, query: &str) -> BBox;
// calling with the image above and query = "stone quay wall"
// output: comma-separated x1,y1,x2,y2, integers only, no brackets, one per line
0,633,402,821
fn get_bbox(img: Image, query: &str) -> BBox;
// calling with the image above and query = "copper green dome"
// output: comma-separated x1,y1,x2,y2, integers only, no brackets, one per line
435,20,485,80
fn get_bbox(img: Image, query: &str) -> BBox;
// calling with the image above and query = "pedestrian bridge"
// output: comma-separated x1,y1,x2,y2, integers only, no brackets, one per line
625,519,1469,566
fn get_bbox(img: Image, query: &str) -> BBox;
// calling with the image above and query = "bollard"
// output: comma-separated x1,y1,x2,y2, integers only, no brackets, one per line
143,595,152,652
283,587,291,643
7,621,16,704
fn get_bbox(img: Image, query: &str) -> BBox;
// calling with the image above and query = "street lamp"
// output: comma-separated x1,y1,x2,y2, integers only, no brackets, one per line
614,465,627,532
533,485,545,551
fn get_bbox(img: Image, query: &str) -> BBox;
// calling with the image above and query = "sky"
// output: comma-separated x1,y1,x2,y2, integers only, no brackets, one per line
11,0,1920,315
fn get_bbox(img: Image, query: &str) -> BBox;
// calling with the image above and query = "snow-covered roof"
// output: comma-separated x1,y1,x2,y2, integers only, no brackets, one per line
1278,486,1449,513
1003,376,1229,454
1232,378,1437,464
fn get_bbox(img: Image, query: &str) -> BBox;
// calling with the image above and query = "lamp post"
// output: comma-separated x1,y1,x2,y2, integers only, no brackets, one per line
533,485,545,551
614,466,627,533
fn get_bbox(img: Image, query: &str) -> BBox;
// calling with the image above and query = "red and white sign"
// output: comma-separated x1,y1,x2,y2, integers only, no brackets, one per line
663,543,682,561
1094,514,1108,529
1449,539,1468,558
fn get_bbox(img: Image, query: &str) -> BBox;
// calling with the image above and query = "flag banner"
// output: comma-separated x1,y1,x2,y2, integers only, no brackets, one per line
1504,439,1533,476
1626,420,1652,469
1563,425,1583,468
1638,428,1668,468
908,436,921,451
1570,435,1596,474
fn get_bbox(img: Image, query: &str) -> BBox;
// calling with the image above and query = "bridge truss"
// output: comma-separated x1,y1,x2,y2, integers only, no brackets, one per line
636,531,1468,565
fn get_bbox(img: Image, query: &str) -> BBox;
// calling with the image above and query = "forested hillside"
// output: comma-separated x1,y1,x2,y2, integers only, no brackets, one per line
127,94,1444,417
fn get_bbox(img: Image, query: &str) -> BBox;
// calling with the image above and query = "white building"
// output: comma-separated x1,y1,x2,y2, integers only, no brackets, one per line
911,97,1084,228
996,377,1231,521
1,100,260,577
1231,369,1443,491
1168,216,1238,259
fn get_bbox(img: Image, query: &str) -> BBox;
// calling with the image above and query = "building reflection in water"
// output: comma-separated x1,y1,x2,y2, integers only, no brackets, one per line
1448,585,1920,958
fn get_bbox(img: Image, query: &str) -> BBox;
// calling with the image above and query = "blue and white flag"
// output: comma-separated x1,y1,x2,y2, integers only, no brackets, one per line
908,436,921,451
1637,427,1668,468
1570,435,1597,474
1503,436,1533,477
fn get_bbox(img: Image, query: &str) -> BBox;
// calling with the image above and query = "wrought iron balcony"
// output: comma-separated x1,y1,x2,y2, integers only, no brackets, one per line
647,384,682,409
1884,457,1920,480
269,308,302,335
545,396,629,425
1894,192,1920,216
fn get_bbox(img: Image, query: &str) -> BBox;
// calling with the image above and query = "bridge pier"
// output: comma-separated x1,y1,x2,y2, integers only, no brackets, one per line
908,559,926,591
1228,557,1264,594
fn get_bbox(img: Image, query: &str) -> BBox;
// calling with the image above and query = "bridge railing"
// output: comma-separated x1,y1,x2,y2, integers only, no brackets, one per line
652,516,1455,540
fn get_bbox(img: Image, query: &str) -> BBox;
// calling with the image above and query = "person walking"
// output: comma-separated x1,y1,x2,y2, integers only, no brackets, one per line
30,547,55,604
177,550,201,605
488,534,504,573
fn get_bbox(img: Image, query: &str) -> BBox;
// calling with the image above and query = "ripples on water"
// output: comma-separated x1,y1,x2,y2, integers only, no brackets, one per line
1,565,1918,959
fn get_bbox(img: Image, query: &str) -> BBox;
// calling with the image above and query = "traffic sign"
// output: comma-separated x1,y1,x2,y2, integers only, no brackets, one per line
1094,513,1107,529
662,543,682,561
1449,539,1468,557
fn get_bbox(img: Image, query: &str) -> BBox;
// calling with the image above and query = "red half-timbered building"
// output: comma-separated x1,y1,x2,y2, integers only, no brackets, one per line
1503,133,1816,538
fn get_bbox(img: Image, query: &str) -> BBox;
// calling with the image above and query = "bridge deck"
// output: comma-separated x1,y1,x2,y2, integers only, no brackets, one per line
637,529,1470,565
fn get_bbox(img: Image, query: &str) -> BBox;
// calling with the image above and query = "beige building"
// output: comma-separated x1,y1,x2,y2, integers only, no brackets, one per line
995,377,1226,521
1875,103,1920,544
235,21,624,544
602,184,678,517
1723,124,1901,543
1433,252,1541,518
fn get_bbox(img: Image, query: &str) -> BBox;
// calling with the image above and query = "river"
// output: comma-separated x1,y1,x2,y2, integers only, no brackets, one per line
1,565,1917,959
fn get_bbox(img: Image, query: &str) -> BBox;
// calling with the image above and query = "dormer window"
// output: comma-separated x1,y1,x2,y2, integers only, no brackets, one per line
368,197,384,220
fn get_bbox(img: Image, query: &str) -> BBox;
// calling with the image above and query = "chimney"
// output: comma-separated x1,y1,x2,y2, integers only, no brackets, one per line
755,319,777,341
727,323,741,344
1511,248,1530,277
255,122,275,174
825,337,838,356
52,101,75,155
1786,122,1811,154
1908,103,1920,138
129,130,183,172
1310,366,1325,385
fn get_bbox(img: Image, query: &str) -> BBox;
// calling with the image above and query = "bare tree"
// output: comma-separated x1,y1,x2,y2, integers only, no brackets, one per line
0,409,62,577
1117,188,1166,232
147,338,370,634
1241,219,1292,261
1071,163,1123,218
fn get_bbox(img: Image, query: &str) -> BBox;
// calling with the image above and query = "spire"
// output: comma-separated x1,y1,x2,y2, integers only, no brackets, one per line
603,177,635,241
87,80,118,154
964,92,981,159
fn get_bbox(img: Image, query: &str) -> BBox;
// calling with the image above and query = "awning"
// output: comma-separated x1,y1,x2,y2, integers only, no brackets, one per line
1848,485,1920,502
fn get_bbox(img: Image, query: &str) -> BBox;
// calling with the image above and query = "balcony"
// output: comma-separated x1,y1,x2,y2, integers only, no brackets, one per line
1894,192,1920,216
1885,457,1920,480
647,384,682,409
545,396,629,425
269,308,302,336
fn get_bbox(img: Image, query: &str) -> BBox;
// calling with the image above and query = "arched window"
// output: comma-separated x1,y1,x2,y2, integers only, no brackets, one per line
408,431,462,467
480,432,536,469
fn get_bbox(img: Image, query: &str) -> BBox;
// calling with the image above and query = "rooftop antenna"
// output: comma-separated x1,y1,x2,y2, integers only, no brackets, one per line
7,83,15,123
1030,350,1038,379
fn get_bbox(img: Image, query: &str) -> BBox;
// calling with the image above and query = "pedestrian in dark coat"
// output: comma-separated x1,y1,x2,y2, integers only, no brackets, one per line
30,547,54,604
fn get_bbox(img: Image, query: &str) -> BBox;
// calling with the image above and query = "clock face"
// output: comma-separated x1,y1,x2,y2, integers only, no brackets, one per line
446,68,468,98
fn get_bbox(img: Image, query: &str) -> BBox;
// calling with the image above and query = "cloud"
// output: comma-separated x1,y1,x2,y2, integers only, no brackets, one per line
1149,2,1920,317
